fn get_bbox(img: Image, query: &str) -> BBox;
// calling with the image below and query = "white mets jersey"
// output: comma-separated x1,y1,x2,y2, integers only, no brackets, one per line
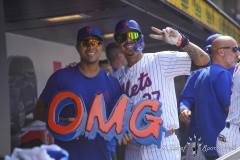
115,51,191,130
226,62,240,126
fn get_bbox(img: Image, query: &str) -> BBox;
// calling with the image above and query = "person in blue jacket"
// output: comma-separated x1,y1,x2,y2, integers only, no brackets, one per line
193,35,238,160
34,26,122,160
179,34,235,159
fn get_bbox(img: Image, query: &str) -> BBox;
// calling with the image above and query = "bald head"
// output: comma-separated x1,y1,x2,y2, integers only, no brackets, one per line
211,36,239,69
211,36,237,52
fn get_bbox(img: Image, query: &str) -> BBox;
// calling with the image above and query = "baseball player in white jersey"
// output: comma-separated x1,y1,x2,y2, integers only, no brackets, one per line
217,47,240,157
113,19,210,160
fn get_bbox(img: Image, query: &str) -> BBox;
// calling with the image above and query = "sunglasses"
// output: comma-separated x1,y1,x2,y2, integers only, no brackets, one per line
218,46,240,53
116,31,140,43
78,39,102,48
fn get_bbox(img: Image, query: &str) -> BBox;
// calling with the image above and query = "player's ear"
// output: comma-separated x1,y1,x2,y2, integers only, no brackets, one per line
218,48,225,56
99,43,104,52
118,53,124,58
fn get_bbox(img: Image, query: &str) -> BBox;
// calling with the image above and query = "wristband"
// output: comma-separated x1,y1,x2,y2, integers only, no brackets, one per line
179,34,189,48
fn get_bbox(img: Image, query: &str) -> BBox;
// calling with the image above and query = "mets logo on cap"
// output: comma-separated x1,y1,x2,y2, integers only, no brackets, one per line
122,20,129,27
86,27,93,33
210,36,217,43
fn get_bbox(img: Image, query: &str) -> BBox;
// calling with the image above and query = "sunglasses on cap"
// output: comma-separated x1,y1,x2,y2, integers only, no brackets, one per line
116,31,140,43
78,38,102,48
218,46,240,53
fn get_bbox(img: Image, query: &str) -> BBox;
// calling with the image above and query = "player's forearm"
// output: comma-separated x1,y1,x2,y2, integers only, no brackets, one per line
182,42,210,66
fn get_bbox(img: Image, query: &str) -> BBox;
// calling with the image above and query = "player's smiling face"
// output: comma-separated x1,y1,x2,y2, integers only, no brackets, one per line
76,36,103,64
117,29,138,57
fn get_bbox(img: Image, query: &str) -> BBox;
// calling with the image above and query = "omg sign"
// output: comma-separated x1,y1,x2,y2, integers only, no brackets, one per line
46,90,167,148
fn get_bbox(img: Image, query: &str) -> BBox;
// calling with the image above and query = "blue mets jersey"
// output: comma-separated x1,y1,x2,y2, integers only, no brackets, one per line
179,67,234,141
194,64,232,157
40,65,122,160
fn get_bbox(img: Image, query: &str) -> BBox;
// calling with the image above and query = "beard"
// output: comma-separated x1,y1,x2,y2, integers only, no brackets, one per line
126,50,136,57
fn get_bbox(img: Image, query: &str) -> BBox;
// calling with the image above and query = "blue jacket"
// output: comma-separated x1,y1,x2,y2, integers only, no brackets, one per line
194,64,232,157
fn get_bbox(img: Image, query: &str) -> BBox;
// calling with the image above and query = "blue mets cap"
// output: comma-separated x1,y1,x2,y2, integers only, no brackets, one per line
114,19,142,34
205,33,223,54
114,19,142,42
77,26,103,43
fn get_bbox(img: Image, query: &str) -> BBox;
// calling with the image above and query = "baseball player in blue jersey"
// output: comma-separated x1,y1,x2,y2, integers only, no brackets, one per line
179,34,223,136
179,34,223,160
216,46,240,156
34,26,122,160
113,18,210,160
193,36,239,160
